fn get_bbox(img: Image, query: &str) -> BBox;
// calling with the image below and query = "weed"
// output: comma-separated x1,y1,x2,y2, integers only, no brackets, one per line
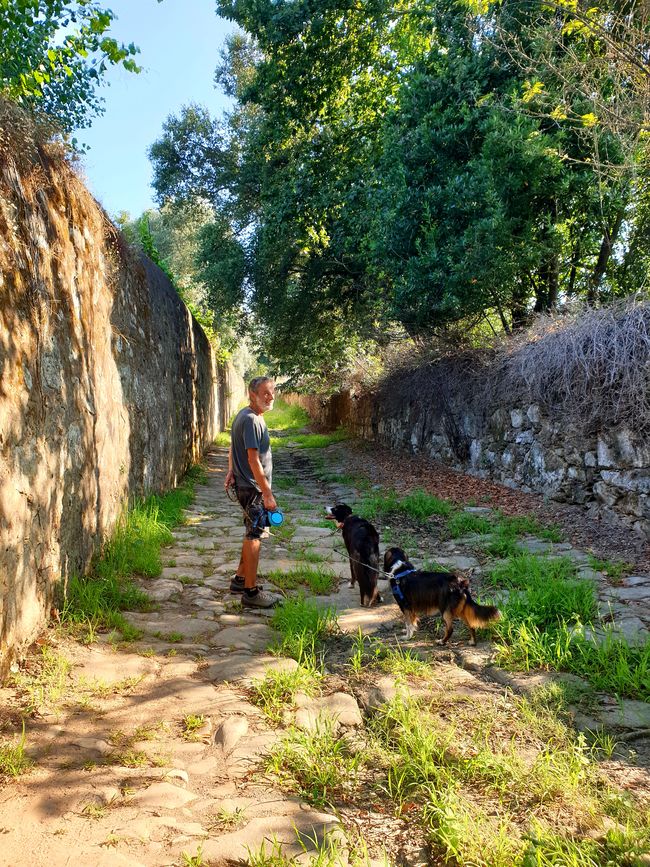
267,566,335,594
264,400,310,432
182,714,205,740
181,846,206,867
0,723,32,777
375,644,433,679
587,556,632,583
273,429,349,450
294,546,327,564
154,631,184,643
179,575,203,586
60,465,204,641
214,431,231,446
11,645,71,712
81,802,107,819
210,805,246,829
251,664,322,724
269,597,337,663
110,748,150,768
267,718,362,806
448,512,494,538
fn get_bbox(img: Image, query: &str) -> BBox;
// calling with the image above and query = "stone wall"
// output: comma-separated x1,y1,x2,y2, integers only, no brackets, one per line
286,385,650,539
0,110,246,676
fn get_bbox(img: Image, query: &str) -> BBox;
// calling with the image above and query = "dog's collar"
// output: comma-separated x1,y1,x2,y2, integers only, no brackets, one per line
389,560,417,581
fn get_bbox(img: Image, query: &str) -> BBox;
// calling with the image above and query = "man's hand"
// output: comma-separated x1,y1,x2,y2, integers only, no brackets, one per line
263,491,277,511
224,469,235,491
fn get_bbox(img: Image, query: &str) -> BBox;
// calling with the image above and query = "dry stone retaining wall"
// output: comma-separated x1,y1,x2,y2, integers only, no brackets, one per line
286,388,649,539
0,114,245,676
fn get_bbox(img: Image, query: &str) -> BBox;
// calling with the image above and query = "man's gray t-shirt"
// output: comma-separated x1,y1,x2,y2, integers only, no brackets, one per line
231,406,272,491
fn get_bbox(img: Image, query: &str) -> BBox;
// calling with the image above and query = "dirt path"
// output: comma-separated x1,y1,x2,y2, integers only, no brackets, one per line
1,442,649,866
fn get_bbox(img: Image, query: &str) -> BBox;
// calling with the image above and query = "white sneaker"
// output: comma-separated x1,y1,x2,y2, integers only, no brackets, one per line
241,589,283,608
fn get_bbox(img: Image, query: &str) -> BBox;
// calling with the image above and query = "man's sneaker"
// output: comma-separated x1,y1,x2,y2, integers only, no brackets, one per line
241,589,283,609
229,576,245,594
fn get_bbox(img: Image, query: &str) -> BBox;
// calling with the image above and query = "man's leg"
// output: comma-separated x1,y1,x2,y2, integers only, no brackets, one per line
241,537,261,589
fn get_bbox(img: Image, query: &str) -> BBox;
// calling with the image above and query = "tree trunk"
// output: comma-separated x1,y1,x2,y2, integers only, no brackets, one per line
587,205,626,303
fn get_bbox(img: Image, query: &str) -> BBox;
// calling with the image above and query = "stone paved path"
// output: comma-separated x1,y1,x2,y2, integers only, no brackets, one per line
1,443,649,866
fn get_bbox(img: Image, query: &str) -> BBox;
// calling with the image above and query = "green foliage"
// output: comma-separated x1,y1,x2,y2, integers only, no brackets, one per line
267,718,363,806
0,0,144,132
148,0,649,374
269,595,337,662
448,512,495,538
264,401,310,431
357,487,453,522
0,724,32,778
488,554,650,699
251,663,322,724
267,566,336,594
61,465,205,641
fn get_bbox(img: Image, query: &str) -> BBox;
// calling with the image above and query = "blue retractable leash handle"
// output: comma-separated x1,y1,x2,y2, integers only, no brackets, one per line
267,509,284,526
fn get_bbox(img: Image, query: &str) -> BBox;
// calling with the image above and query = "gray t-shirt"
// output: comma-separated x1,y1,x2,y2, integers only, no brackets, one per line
231,406,272,491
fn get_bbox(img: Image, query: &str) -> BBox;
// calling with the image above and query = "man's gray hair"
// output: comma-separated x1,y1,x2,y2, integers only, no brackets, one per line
248,375,274,393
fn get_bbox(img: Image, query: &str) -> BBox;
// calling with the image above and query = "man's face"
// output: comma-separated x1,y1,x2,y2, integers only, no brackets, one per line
250,381,275,414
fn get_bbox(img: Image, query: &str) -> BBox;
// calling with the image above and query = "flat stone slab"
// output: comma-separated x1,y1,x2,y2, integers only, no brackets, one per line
146,579,184,602
294,692,363,731
160,566,206,582
187,809,341,865
608,586,650,602
211,624,276,652
129,781,198,809
74,649,157,686
596,698,650,729
123,614,221,640
203,654,299,684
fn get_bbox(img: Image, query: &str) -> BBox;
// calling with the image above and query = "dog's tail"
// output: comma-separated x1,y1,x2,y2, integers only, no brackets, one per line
462,591,501,629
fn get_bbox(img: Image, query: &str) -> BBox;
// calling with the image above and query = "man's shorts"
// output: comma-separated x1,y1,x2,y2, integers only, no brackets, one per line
236,487,266,540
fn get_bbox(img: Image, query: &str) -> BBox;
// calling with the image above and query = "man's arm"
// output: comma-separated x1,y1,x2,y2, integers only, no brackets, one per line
247,447,277,510
224,446,235,490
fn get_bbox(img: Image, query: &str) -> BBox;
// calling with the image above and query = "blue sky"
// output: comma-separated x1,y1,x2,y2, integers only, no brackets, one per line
77,0,234,220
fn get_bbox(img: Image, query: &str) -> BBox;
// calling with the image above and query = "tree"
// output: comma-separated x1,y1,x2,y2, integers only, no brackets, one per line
149,0,650,376
0,0,145,131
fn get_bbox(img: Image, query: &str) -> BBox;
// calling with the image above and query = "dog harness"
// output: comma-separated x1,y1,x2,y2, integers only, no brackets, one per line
389,562,417,606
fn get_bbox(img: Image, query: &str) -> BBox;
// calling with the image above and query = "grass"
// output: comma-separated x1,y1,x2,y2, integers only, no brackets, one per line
349,631,432,679
214,431,231,446
264,400,311,431
60,464,206,641
269,596,337,663
182,714,205,740
357,487,453,522
448,512,495,537
486,553,650,699
250,663,322,725
267,566,336,594
267,717,362,807
11,645,71,713
0,724,32,777
272,429,349,450
588,555,632,583
294,545,327,564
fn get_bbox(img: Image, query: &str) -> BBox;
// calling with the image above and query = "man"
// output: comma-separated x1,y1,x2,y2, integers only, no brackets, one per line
224,376,282,608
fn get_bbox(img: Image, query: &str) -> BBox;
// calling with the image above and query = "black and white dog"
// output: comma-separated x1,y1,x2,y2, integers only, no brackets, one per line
326,503,381,607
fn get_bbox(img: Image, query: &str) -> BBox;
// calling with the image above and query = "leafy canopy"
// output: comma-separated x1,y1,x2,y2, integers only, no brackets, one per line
0,0,148,131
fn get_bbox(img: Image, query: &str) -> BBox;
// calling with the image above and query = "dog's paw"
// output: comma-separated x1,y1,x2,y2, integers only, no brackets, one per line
435,639,447,646
347,581,354,589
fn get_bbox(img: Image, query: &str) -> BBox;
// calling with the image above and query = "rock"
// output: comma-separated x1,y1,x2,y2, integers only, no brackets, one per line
129,781,198,809
164,769,189,785
361,676,399,712
596,698,650,729
510,409,524,428
186,809,341,865
203,654,299,685
294,692,362,731
210,624,276,652
215,717,249,755
147,579,184,602
74,649,157,686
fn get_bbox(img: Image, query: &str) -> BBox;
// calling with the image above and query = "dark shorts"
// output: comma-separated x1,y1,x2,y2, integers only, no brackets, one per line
236,487,266,540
